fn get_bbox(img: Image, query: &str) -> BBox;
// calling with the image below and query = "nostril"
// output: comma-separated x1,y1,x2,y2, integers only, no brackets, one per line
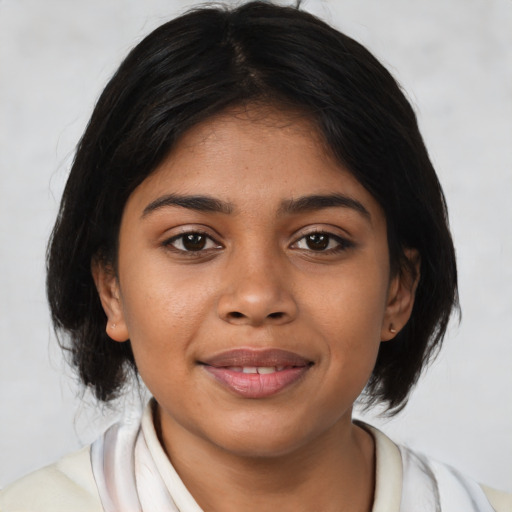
228,311,245,319
268,312,285,319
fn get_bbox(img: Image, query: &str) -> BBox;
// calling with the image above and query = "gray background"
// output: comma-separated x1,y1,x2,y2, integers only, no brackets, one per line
1,0,511,492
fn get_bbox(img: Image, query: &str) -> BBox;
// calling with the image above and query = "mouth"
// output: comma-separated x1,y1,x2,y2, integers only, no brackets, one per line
199,349,314,399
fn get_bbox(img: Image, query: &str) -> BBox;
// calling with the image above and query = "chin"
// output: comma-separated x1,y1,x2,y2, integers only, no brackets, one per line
214,431,312,459
202,411,335,460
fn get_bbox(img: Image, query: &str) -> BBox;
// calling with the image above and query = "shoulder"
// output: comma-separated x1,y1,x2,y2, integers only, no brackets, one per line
481,484,512,512
401,445,512,512
0,446,103,512
362,422,512,512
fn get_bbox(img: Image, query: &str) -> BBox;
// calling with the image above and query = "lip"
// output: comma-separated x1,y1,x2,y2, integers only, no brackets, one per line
200,348,313,399
201,348,311,368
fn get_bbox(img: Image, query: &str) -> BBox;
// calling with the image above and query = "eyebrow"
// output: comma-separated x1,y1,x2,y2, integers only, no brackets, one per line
142,194,234,217
142,192,370,221
278,194,371,221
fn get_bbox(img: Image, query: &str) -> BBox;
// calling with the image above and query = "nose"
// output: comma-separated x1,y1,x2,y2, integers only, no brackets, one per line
216,252,298,327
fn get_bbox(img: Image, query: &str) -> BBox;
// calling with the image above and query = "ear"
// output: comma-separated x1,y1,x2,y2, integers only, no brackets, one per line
381,249,420,341
91,257,130,342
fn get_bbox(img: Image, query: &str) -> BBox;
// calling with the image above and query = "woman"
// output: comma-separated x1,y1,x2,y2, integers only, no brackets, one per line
1,2,510,511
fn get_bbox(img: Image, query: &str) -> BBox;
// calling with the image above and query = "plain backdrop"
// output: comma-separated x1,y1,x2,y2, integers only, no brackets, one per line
1,0,511,493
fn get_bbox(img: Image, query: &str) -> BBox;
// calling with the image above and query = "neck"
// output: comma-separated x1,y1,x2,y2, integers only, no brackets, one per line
155,406,375,512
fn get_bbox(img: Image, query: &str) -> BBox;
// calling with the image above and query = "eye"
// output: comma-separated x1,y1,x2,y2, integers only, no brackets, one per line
293,232,352,253
164,232,221,252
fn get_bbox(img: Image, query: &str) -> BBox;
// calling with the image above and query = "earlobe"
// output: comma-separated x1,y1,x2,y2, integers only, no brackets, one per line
381,249,420,341
91,258,130,342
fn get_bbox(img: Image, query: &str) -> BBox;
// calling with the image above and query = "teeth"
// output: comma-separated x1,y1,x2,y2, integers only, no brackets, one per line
226,366,288,374
257,367,276,374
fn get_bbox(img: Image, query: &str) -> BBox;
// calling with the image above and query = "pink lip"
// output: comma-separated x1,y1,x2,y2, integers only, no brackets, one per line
200,349,312,399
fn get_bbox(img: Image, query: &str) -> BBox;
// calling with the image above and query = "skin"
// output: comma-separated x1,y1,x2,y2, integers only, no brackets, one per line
94,106,418,512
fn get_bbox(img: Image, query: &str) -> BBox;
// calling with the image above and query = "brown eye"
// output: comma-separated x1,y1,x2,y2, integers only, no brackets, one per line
182,233,207,251
166,232,220,252
305,233,330,251
293,232,353,253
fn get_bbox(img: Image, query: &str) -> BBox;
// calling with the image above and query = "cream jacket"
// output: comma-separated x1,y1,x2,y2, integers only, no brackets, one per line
1,407,510,511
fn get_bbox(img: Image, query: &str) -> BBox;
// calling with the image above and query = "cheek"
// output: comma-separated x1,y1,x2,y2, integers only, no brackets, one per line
306,263,389,338
304,263,389,385
117,264,215,377
120,258,210,330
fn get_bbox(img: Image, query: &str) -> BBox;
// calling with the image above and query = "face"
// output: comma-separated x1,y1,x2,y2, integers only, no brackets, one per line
95,106,416,459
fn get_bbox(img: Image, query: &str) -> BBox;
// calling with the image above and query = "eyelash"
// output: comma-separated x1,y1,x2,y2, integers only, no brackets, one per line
163,231,222,254
292,231,354,254
163,230,353,255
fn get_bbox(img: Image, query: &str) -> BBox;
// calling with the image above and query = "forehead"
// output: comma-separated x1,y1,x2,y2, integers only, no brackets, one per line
168,106,331,178
124,105,383,223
